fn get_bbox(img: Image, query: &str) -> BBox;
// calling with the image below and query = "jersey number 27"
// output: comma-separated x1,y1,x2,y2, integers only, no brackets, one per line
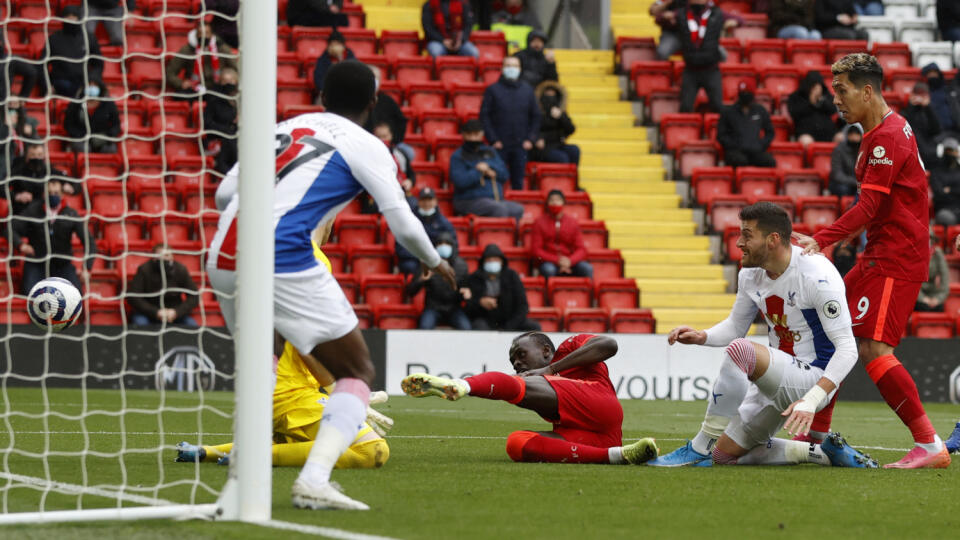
275,128,334,183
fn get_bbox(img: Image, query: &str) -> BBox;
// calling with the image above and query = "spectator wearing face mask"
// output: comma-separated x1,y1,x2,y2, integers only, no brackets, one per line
901,82,942,168
829,124,862,197
451,119,524,220
204,66,239,173
406,231,471,330
530,82,579,165
787,70,838,147
165,16,238,97
396,187,456,276
11,178,96,295
931,137,960,226
8,142,79,215
717,79,775,168
4,99,40,155
312,30,356,93
515,30,556,89
677,0,726,113
128,244,200,327
64,79,120,154
921,63,960,138
465,243,540,331
480,56,541,190
45,6,104,98
530,190,592,279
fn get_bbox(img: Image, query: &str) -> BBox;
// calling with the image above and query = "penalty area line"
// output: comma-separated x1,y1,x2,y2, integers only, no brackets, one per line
261,519,400,540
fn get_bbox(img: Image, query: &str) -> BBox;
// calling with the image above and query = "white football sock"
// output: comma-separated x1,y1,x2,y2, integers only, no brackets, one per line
916,434,943,454
298,386,369,485
736,438,830,466
691,354,749,455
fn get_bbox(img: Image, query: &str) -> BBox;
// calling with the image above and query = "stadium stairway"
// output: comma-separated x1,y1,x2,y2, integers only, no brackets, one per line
356,0,424,33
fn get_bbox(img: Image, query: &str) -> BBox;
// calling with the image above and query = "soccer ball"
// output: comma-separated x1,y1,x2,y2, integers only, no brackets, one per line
27,278,83,332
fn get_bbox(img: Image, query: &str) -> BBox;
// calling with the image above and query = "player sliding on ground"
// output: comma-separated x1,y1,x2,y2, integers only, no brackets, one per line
793,53,951,468
402,332,659,465
650,202,875,468
207,60,457,510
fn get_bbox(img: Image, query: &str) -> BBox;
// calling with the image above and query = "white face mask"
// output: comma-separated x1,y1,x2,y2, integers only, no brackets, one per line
483,260,502,274
418,206,437,217
436,244,453,259
86,85,101,98
502,66,521,81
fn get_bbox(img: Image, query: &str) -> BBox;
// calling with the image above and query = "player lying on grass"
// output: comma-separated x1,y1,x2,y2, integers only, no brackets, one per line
650,202,876,468
402,332,659,465
176,340,391,468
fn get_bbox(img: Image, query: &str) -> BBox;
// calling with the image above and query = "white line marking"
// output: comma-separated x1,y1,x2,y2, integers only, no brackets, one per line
0,472,174,506
261,519,400,540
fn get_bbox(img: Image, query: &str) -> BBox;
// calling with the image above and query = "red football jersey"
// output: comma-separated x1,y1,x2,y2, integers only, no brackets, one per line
815,111,929,282
550,334,615,390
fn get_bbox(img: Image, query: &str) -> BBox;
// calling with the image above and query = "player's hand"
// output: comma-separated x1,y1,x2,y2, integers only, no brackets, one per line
791,231,820,255
492,141,503,150
781,400,815,436
479,296,498,310
431,258,457,290
20,243,35,257
522,140,533,151
837,13,852,25
667,325,706,345
535,138,545,150
15,191,33,203
544,50,555,63
459,287,472,300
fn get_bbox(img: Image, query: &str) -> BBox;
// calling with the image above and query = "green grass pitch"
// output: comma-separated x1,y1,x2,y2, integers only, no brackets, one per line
0,388,958,539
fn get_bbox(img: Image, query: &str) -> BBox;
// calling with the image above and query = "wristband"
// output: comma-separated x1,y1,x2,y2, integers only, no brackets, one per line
795,385,828,414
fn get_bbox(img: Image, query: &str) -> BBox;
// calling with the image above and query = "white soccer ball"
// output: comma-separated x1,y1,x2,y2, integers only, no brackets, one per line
27,278,83,332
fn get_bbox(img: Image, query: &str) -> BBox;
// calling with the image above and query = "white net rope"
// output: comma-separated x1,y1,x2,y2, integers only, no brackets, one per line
0,0,239,513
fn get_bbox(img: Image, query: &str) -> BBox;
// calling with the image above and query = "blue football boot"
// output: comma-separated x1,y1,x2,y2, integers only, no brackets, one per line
647,441,712,467
946,422,960,454
820,432,878,468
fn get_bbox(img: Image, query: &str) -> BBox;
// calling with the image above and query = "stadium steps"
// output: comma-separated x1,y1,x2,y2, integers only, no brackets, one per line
622,250,712,265
611,0,658,39
627,264,723,279
360,0,424,34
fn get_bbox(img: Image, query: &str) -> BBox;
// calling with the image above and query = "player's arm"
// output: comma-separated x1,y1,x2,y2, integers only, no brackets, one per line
524,336,618,376
670,274,756,346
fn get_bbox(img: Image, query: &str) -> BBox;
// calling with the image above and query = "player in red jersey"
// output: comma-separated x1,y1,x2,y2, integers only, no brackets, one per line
401,332,659,465
793,53,950,468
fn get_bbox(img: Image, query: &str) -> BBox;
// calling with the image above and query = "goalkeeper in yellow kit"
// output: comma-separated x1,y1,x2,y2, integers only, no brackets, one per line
175,241,391,469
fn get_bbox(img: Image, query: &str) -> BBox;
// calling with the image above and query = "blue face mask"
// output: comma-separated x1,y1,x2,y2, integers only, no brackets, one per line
436,244,453,259
483,260,502,274
47,194,61,208
502,66,521,81
86,85,101,98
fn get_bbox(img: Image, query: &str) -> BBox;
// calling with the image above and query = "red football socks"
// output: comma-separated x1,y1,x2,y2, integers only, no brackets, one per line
506,431,610,464
866,354,936,444
465,372,526,404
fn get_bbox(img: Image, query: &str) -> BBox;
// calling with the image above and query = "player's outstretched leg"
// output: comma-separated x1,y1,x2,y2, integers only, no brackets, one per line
401,373,469,400
819,433,878,468
505,431,658,464
947,422,960,454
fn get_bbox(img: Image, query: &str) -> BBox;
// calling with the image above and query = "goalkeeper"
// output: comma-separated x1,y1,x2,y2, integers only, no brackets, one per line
176,241,391,469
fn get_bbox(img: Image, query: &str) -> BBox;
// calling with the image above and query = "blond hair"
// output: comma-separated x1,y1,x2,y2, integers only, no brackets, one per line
831,53,883,90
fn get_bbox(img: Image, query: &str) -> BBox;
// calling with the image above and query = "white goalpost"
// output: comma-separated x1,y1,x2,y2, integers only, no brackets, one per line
0,0,275,525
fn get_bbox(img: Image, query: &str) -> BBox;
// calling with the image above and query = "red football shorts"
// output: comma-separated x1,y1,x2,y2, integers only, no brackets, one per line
543,375,623,448
844,262,922,348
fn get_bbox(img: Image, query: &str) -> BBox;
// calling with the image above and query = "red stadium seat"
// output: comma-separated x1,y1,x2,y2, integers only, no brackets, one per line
827,40,868,63
660,113,702,152
565,308,609,333
719,37,743,64
909,312,955,338
947,254,960,284
786,41,827,69
732,13,768,41
595,278,639,310
716,0,752,13
473,217,517,247
277,82,313,108
769,141,805,171
943,283,960,318
395,56,434,84
321,244,347,274
351,304,373,329
797,196,840,229
947,225,960,254
548,277,592,309
708,194,749,232
677,140,720,179
617,37,656,73
99,217,146,245
579,220,608,250
471,30,507,62
381,30,420,60
805,142,836,177
361,274,405,307
458,245,482,272
379,79,404,105
446,216,471,247
754,194,795,220
723,226,743,262
126,49,165,88
530,163,578,192
292,27,332,62
373,304,419,329
411,161,444,190
79,154,121,181
528,307,562,332
87,270,121,300
349,244,393,274
872,43,911,71
522,276,546,308
404,133,431,161
339,28,377,56
405,80,447,111
887,67,922,94
506,190,546,223
610,309,656,334
587,249,624,280
432,134,462,173
450,81,486,117
630,61,673,98
745,39,786,67
435,56,477,85
691,167,734,207
335,214,380,245
736,167,779,199
563,192,592,220
335,274,359,303
343,3,366,28
89,298,126,326
479,58,503,84
647,89,681,124
781,169,824,198
148,215,192,243
419,108,459,142
760,65,801,98
770,115,793,142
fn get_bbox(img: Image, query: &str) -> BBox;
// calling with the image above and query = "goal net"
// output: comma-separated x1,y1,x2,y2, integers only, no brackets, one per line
0,0,273,523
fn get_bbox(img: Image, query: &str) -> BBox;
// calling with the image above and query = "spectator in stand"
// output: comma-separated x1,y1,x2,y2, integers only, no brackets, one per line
165,16,238,97
787,70,838,146
45,5,104,98
677,0,725,113
422,0,480,58
851,0,883,16
915,232,949,312
480,56,540,189
0,28,42,102
8,142,78,215
451,119,524,220
717,80,775,168
11,178,96,295
771,0,822,40
5,99,40,154
205,0,240,48
531,190,592,279
128,244,200,327
931,137,960,226
286,0,348,27
922,63,960,138
652,0,740,61
84,0,133,47
530,82,579,165
406,231,472,330
312,30,355,94
204,66,239,174
396,187,455,276
938,0,960,42
491,0,541,29
365,66,414,164
815,0,869,41
901,82,942,168
465,243,540,331
828,123,862,196
64,79,120,154
373,121,416,191
515,30,557,89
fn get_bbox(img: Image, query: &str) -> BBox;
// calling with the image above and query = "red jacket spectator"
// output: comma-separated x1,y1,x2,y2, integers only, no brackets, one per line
530,190,593,278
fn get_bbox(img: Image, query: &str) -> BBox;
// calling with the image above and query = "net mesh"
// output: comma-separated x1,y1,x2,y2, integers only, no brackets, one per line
0,0,239,514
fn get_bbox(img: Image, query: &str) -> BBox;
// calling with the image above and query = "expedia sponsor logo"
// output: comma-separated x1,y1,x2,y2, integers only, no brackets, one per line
868,156,893,166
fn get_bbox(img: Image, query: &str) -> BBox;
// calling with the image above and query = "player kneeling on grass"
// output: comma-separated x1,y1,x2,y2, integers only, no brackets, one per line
176,340,391,469
403,332,659,465
649,202,876,468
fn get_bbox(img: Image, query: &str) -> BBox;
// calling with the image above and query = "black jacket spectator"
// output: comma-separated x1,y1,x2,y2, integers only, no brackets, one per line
718,89,776,168
396,192,457,275
12,193,96,294
365,92,408,147
901,83,942,168
938,0,960,42
64,81,121,154
464,243,539,331
287,0,348,27
422,0,474,48
515,30,557,88
829,125,861,196
127,256,200,323
480,75,540,148
677,2,725,113
205,0,240,48
787,70,838,143
770,0,817,37
405,232,470,328
931,140,960,225
922,63,960,135
312,33,355,92
46,6,104,97
8,156,76,215
814,0,868,40
204,75,239,173
0,28,41,101
530,82,579,164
